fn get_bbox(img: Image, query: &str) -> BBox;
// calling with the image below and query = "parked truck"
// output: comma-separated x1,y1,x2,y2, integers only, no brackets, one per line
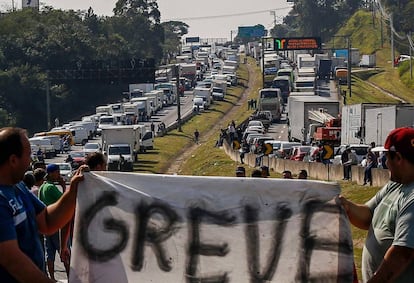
193,87,212,109
258,88,283,122
180,63,197,87
364,105,414,146
340,103,397,145
287,96,339,143
101,124,154,170
130,97,154,120
154,82,177,105
316,59,332,80
123,101,146,122
359,54,376,68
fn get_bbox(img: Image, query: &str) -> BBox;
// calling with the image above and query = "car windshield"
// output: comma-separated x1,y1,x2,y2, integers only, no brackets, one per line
109,146,131,155
353,147,368,155
85,143,99,149
260,90,278,99
58,164,71,171
71,151,85,158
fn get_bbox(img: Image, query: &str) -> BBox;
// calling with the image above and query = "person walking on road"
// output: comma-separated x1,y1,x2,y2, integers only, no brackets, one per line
194,129,200,144
341,146,352,180
340,127,414,282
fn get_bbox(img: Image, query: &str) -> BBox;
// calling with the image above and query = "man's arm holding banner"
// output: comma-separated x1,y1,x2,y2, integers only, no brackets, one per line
69,173,354,283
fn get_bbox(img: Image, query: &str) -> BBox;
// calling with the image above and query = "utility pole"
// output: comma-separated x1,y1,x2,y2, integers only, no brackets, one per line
175,65,182,132
270,11,277,27
261,37,265,88
390,14,395,68
380,14,384,48
347,37,352,98
46,80,51,130
410,31,413,80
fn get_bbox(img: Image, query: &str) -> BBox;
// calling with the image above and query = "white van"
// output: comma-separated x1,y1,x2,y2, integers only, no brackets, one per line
68,126,89,145
29,137,55,159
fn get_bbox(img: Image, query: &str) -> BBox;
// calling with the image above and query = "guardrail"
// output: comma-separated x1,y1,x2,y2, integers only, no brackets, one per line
223,140,390,186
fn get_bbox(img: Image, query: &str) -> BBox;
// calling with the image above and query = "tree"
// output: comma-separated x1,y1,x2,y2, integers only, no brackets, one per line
113,0,160,24
161,21,189,64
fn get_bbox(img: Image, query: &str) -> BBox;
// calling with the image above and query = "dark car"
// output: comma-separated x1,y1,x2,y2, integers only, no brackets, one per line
66,151,86,169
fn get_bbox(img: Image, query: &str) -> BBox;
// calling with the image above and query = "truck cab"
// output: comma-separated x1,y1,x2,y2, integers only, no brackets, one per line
106,144,134,171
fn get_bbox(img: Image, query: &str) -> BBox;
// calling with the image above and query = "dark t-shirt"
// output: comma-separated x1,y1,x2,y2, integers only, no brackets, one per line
0,182,46,282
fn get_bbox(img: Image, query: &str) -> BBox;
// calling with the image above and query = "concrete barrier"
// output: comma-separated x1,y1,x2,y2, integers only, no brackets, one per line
223,141,390,186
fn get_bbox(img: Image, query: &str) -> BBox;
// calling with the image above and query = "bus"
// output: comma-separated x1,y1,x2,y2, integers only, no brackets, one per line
258,88,283,122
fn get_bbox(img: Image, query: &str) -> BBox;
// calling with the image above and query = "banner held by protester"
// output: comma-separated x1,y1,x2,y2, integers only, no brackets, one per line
69,172,353,283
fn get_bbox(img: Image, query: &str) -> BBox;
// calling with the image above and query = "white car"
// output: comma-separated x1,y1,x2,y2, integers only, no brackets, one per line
332,144,370,165
56,162,73,183
83,142,102,154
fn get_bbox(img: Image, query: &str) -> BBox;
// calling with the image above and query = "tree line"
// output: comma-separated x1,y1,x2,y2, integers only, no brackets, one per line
0,0,188,133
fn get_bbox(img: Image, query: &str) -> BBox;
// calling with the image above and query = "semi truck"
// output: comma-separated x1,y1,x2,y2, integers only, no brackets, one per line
287,96,339,143
258,88,283,122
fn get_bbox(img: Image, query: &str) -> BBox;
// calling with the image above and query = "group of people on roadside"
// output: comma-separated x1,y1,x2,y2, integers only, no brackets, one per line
2,126,414,283
235,166,307,180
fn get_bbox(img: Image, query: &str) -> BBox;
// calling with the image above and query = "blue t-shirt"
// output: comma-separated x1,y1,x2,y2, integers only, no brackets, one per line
0,182,46,282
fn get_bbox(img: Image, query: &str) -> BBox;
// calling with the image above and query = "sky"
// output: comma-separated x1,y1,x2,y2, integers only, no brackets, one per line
0,0,293,39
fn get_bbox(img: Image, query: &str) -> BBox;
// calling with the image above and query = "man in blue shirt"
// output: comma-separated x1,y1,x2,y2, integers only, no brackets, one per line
0,127,86,282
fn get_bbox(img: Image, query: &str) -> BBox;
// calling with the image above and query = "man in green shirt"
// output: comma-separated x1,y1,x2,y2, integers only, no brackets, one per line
39,164,68,281
340,127,414,282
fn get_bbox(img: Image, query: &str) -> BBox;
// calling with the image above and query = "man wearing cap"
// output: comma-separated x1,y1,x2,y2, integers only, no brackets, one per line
340,127,414,282
235,166,246,177
39,164,69,280
0,127,85,283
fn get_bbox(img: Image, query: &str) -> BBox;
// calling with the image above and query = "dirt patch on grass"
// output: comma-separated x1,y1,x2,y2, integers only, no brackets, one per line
165,61,258,174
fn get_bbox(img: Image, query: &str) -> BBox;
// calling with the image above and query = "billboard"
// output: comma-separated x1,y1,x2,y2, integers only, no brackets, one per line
185,37,200,43
238,26,266,38
274,37,321,50
22,0,39,9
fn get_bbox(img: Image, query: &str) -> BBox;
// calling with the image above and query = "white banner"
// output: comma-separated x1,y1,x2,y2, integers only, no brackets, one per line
69,172,353,283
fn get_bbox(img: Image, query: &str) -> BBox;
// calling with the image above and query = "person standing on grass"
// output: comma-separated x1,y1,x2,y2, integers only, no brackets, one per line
340,127,414,282
194,129,200,144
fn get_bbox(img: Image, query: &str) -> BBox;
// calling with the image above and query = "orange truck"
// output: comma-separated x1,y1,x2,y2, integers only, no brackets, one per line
335,69,348,85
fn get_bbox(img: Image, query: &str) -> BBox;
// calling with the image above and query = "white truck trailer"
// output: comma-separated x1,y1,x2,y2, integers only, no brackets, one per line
340,103,396,145
364,105,414,146
287,96,339,143
130,97,155,120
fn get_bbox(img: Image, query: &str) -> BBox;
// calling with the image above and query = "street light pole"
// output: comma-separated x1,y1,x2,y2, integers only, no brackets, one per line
261,37,265,88
175,65,182,132
46,80,51,130
347,37,352,97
